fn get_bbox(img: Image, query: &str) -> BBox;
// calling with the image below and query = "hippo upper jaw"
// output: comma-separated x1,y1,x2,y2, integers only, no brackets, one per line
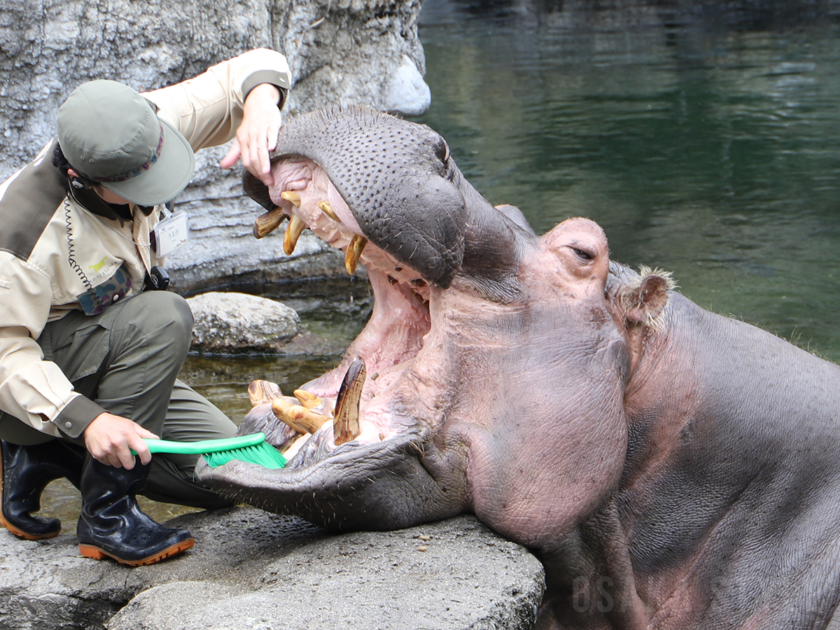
243,106,521,292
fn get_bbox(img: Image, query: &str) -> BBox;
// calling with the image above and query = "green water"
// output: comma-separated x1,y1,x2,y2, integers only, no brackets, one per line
37,1,840,530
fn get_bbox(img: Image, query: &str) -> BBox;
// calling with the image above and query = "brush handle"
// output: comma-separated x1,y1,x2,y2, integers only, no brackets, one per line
133,433,266,456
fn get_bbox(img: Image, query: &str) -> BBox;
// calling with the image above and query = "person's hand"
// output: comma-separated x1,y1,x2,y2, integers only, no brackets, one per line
84,412,159,469
220,83,283,187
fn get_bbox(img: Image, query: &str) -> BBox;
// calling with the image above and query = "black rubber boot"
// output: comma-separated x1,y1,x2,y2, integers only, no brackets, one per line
77,456,194,566
0,440,85,540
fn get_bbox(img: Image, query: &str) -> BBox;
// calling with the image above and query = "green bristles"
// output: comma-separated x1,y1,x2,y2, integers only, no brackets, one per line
137,433,287,469
203,440,287,469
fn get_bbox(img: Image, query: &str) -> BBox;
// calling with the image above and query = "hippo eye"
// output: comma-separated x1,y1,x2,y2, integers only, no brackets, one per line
572,247,594,262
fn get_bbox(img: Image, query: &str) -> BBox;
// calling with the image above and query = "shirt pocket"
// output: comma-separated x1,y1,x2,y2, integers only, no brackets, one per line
76,263,134,316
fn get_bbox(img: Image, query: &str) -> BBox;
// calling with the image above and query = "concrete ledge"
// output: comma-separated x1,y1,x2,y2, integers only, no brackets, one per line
0,508,544,630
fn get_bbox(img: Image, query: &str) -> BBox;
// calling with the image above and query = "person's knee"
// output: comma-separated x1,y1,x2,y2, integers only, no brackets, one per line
118,292,193,355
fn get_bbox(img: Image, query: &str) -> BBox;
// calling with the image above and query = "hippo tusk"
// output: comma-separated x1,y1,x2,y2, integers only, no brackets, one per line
318,200,340,222
345,235,368,275
294,389,323,409
253,207,288,239
284,215,306,255
280,191,301,207
271,397,330,435
334,357,366,446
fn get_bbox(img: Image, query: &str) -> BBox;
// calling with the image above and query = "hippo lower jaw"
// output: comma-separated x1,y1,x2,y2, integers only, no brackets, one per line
195,429,462,531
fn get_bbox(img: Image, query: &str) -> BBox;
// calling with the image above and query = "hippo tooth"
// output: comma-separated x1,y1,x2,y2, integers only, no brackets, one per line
271,397,329,434
253,207,288,239
334,357,366,446
344,235,368,275
271,397,294,423
284,215,306,256
318,200,340,222
294,389,323,409
280,190,301,207
248,379,284,406
289,405,330,434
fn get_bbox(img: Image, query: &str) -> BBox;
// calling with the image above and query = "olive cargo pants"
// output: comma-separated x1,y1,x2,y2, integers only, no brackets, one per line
0,291,236,509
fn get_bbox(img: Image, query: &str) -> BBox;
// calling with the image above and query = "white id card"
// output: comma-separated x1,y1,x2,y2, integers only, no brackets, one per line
154,212,189,258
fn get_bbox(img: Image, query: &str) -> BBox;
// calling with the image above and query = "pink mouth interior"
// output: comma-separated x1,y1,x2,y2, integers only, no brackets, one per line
265,157,435,450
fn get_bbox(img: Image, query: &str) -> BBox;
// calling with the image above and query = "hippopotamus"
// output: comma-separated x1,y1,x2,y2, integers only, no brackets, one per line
197,106,840,629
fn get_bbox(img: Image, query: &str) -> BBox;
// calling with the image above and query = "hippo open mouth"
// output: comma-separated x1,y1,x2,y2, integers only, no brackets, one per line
197,106,635,541
197,106,532,530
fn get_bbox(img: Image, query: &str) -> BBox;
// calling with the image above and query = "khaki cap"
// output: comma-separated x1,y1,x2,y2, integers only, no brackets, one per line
58,80,195,206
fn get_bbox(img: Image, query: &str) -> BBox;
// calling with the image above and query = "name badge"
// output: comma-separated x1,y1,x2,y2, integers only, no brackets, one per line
154,211,189,258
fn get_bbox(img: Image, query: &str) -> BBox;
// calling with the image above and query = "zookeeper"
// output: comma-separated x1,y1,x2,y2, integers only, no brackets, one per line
0,48,290,566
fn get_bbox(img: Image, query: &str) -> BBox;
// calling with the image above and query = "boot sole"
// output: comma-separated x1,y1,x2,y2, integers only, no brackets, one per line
79,538,195,566
0,513,61,540
0,448,60,541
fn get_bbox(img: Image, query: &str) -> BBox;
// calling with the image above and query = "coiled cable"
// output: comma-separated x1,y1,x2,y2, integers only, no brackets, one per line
64,183,101,311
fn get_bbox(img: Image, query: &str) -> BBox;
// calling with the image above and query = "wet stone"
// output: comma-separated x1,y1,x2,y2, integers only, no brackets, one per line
187,292,336,356
1,508,545,630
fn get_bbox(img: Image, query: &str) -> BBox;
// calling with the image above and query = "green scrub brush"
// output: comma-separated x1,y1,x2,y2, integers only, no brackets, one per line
135,432,287,469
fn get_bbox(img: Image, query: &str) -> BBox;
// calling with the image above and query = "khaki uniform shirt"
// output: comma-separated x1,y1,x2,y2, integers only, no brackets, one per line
0,48,290,439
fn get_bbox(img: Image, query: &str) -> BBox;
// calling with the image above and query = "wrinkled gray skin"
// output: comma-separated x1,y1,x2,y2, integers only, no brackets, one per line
198,107,840,629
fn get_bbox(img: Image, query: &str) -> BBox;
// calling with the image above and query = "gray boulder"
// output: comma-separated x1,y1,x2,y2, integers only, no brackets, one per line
188,292,298,352
187,291,337,355
0,508,545,630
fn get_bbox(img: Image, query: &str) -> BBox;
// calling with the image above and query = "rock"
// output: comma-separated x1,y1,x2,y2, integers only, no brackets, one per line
187,292,333,355
281,0,427,119
0,0,427,293
383,55,432,116
0,508,545,630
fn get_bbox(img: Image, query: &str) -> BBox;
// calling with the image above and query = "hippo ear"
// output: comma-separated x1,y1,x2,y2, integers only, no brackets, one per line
618,266,675,329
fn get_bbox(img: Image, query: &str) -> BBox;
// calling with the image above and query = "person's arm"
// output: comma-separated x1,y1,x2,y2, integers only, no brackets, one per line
144,48,290,185
220,82,283,186
0,253,93,435
0,256,156,468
